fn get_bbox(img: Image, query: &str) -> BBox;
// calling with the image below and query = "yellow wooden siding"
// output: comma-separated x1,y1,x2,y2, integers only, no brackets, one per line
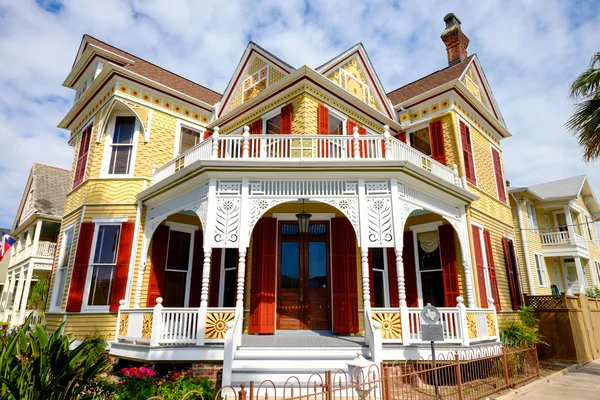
469,208,519,309
136,110,178,176
437,114,459,169
326,58,381,112
44,314,64,333
64,313,118,340
508,196,534,296
64,179,144,215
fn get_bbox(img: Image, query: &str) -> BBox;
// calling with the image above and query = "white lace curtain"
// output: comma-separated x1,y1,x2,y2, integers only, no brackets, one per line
417,231,439,253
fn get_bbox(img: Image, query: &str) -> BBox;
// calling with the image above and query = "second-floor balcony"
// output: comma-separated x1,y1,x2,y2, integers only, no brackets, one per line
13,241,57,265
152,127,464,189
540,230,588,256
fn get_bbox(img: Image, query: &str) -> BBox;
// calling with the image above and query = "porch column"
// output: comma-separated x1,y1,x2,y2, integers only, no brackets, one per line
565,204,576,244
459,210,477,308
360,249,371,309
574,256,587,293
18,262,35,324
395,249,412,345
11,266,25,326
236,249,247,311
1,271,15,320
196,249,212,344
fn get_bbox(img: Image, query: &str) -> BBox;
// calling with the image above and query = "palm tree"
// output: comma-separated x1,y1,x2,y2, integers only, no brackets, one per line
566,52,600,162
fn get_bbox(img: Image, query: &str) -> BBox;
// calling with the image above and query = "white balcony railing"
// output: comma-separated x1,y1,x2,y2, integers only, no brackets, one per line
36,242,57,258
541,231,571,245
11,241,56,264
152,126,462,188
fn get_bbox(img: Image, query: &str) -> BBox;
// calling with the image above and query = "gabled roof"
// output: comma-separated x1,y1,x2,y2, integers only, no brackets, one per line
13,164,71,230
316,43,395,120
509,175,600,219
73,35,222,106
387,55,475,105
217,42,295,118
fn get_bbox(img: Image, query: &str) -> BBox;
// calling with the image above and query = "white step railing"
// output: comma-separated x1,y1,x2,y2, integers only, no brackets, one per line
115,299,235,347
541,231,571,245
151,126,462,188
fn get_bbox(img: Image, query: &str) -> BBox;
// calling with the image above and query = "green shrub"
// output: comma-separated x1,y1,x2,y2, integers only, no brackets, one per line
27,276,49,317
0,315,110,399
500,306,544,346
586,287,600,298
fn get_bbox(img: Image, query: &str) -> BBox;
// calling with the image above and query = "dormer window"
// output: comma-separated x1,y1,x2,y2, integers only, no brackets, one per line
73,62,104,103
243,66,268,103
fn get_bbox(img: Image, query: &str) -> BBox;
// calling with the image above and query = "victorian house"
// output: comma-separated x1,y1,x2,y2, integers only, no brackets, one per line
46,14,522,384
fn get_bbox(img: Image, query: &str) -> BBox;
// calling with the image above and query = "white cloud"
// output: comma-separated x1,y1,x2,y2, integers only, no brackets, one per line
0,0,599,228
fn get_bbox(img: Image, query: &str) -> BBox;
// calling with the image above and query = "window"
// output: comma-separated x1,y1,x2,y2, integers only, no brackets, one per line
219,249,238,307
409,127,432,156
86,224,121,307
107,116,136,175
545,214,552,232
243,66,268,103
328,114,343,135
586,215,595,241
51,226,74,311
266,114,281,135
163,230,192,307
370,248,389,308
179,126,202,154
556,212,568,232
459,120,476,185
526,203,538,233
595,261,600,286
534,253,547,287
417,230,445,307
73,124,92,188
572,211,582,236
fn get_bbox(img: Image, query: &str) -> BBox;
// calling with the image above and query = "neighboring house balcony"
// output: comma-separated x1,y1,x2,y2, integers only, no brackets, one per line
11,241,57,265
151,127,463,191
540,230,589,258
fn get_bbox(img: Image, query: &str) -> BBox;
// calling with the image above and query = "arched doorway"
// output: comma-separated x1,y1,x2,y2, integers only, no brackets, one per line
247,201,359,334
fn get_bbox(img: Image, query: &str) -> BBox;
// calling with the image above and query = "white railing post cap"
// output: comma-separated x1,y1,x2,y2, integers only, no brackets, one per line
373,320,381,330
242,126,250,137
119,299,125,306
456,296,464,304
226,321,234,329
213,126,220,135
353,126,359,137
156,297,163,305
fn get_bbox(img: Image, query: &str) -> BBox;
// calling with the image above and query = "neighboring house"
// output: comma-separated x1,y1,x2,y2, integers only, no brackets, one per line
509,175,600,296
0,164,70,326
45,14,521,383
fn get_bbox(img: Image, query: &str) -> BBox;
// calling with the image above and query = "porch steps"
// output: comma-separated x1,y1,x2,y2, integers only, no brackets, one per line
230,336,371,388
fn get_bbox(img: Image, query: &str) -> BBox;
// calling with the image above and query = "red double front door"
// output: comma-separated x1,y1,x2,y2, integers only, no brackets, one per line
277,222,331,331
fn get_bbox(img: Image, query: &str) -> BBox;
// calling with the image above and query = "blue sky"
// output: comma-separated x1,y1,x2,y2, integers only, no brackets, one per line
0,0,599,228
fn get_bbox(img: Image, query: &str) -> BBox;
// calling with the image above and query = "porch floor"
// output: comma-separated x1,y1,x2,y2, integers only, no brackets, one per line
241,334,365,348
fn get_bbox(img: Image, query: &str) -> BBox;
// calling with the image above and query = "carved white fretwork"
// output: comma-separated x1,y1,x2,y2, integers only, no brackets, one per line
399,182,460,220
321,198,360,239
214,198,241,245
365,181,390,195
366,197,393,245
394,202,422,234
247,198,289,239
248,180,358,197
217,181,242,195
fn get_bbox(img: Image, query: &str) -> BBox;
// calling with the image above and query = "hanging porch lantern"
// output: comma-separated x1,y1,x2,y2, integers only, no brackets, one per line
296,199,312,234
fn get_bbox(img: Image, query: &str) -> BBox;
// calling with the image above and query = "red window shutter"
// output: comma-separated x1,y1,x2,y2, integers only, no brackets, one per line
483,229,501,310
429,121,446,165
188,230,204,307
460,121,476,185
387,248,399,308
248,118,263,158
502,237,520,311
439,225,459,307
109,222,135,312
203,130,210,140
491,148,506,203
65,222,95,312
317,104,329,134
146,225,170,307
395,132,407,143
471,225,487,308
403,231,419,307
331,218,358,334
73,126,91,188
209,248,222,308
280,104,293,134
249,217,277,334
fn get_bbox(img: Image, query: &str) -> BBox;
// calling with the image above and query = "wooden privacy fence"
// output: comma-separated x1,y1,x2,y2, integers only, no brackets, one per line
148,347,539,400
525,294,600,364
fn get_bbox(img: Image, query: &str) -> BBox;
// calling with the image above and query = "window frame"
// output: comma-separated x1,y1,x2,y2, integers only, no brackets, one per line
472,222,493,301
218,248,239,307
100,112,140,178
82,218,127,312
370,248,390,308
49,223,76,312
406,126,432,156
594,260,600,287
173,120,206,158
163,221,196,308
534,253,548,287
410,221,444,308
525,202,539,233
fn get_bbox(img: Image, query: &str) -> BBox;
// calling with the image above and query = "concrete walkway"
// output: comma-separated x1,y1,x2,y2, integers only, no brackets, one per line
518,359,600,399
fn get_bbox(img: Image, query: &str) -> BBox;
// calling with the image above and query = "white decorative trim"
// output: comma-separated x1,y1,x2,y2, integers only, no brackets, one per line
409,221,443,233
272,213,336,221
213,198,241,246
92,217,128,223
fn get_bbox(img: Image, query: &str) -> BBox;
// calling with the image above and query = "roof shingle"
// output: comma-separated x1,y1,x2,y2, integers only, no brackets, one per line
30,164,71,218
84,35,222,105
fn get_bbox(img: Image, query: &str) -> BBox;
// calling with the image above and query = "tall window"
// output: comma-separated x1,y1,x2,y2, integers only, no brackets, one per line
572,211,582,235
51,227,74,311
410,127,432,156
220,249,238,307
87,224,121,307
179,126,202,154
266,114,281,134
586,215,595,241
329,114,343,135
417,231,444,307
163,230,192,307
556,212,568,232
108,116,136,175
526,203,538,233
534,253,547,287
370,248,389,308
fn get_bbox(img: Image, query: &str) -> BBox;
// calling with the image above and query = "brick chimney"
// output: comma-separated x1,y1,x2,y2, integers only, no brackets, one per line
441,13,469,66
